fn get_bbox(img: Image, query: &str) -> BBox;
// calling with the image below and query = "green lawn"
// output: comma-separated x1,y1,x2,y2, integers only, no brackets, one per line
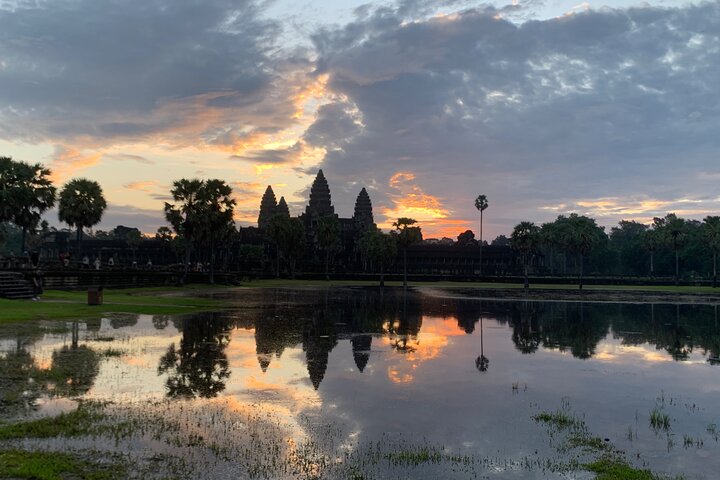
239,278,720,294
0,285,227,323
2,280,718,324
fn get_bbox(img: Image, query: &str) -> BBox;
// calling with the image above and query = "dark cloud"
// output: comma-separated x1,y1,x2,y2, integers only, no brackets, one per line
0,0,303,147
230,143,302,164
306,1,720,234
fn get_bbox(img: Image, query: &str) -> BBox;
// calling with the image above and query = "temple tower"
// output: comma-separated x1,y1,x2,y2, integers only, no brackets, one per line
353,187,375,231
304,170,335,219
276,196,290,218
258,186,278,229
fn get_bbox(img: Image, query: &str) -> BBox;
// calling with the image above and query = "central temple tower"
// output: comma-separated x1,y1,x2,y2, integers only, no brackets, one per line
304,169,335,219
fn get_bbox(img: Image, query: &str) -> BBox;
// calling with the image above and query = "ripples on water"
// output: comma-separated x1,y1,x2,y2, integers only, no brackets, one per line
1,287,719,478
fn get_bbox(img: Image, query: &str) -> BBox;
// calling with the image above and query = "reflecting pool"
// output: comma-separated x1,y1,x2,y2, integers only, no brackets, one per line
1,287,719,479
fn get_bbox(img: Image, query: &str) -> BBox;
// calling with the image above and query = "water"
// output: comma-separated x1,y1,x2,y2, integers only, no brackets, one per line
1,287,719,479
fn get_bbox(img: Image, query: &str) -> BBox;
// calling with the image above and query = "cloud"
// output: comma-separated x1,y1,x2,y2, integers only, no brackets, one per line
123,181,158,192
304,1,720,237
48,145,102,182
105,153,155,165
0,0,317,160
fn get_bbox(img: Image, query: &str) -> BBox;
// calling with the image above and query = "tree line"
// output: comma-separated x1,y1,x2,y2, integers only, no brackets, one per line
508,213,720,288
0,157,107,254
3,157,720,287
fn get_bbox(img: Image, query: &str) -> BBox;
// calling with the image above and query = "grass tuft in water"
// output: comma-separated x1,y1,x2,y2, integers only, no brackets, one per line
649,408,671,432
586,457,657,480
0,404,104,440
532,410,582,430
0,450,122,480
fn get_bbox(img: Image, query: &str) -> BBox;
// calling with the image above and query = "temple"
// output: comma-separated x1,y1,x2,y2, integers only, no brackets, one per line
260,169,375,249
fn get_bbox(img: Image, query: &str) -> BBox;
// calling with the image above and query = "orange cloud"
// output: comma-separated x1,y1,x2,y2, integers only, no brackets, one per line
383,171,473,238
123,181,157,192
541,196,720,223
49,145,102,182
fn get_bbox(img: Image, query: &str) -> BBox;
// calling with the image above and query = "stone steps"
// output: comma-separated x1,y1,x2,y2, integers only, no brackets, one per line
0,272,35,300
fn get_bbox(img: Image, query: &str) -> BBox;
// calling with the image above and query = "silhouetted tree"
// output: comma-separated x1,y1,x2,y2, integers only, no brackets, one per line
58,178,107,252
315,215,340,280
564,214,606,289
164,179,204,283
267,216,305,278
360,229,397,287
641,228,660,277
456,229,476,246
511,221,540,289
197,179,236,283
491,234,510,247
702,216,720,288
0,158,57,251
610,220,648,276
654,213,686,285
392,218,422,287
474,195,489,275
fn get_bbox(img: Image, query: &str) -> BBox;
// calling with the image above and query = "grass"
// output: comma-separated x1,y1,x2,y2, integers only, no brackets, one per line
0,405,104,440
532,410,582,430
0,450,121,480
586,458,657,480
238,278,720,294
0,285,227,323
649,408,671,432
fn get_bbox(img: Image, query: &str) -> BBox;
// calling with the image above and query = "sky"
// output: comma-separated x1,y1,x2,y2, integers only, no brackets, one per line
0,0,718,239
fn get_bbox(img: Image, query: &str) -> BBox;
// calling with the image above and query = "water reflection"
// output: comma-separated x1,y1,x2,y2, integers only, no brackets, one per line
49,322,99,397
157,313,232,398
2,288,720,409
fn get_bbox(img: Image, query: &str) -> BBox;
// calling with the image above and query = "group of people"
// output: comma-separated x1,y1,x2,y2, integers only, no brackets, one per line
59,252,153,270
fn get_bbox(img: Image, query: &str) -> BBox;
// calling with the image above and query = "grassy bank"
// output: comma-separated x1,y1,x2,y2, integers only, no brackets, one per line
0,285,228,323
3,280,719,324
239,278,720,294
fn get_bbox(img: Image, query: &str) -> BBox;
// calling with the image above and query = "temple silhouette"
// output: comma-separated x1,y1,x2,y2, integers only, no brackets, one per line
257,169,375,242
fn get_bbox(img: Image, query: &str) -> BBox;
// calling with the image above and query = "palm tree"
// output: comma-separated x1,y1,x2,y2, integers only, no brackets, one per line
565,214,605,290
315,216,340,280
197,179,236,284
58,178,107,253
640,228,660,277
392,218,422,287
654,214,685,286
361,229,397,287
0,158,56,252
474,195,489,276
510,221,540,289
702,216,720,288
164,179,204,284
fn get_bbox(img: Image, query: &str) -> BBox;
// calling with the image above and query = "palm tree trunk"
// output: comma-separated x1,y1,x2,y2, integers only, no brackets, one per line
275,247,280,278
325,250,330,281
479,210,483,277
379,266,385,288
21,227,27,253
208,233,215,284
523,255,529,289
403,248,407,287
650,250,654,277
675,249,679,286
77,226,83,256
579,254,584,290
713,251,717,288
182,244,190,285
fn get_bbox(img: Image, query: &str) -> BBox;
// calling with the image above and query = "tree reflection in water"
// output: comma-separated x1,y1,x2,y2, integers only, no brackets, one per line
49,321,100,398
158,313,231,398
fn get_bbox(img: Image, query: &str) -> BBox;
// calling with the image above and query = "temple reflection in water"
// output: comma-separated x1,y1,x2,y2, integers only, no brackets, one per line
1,288,719,406
150,289,720,396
